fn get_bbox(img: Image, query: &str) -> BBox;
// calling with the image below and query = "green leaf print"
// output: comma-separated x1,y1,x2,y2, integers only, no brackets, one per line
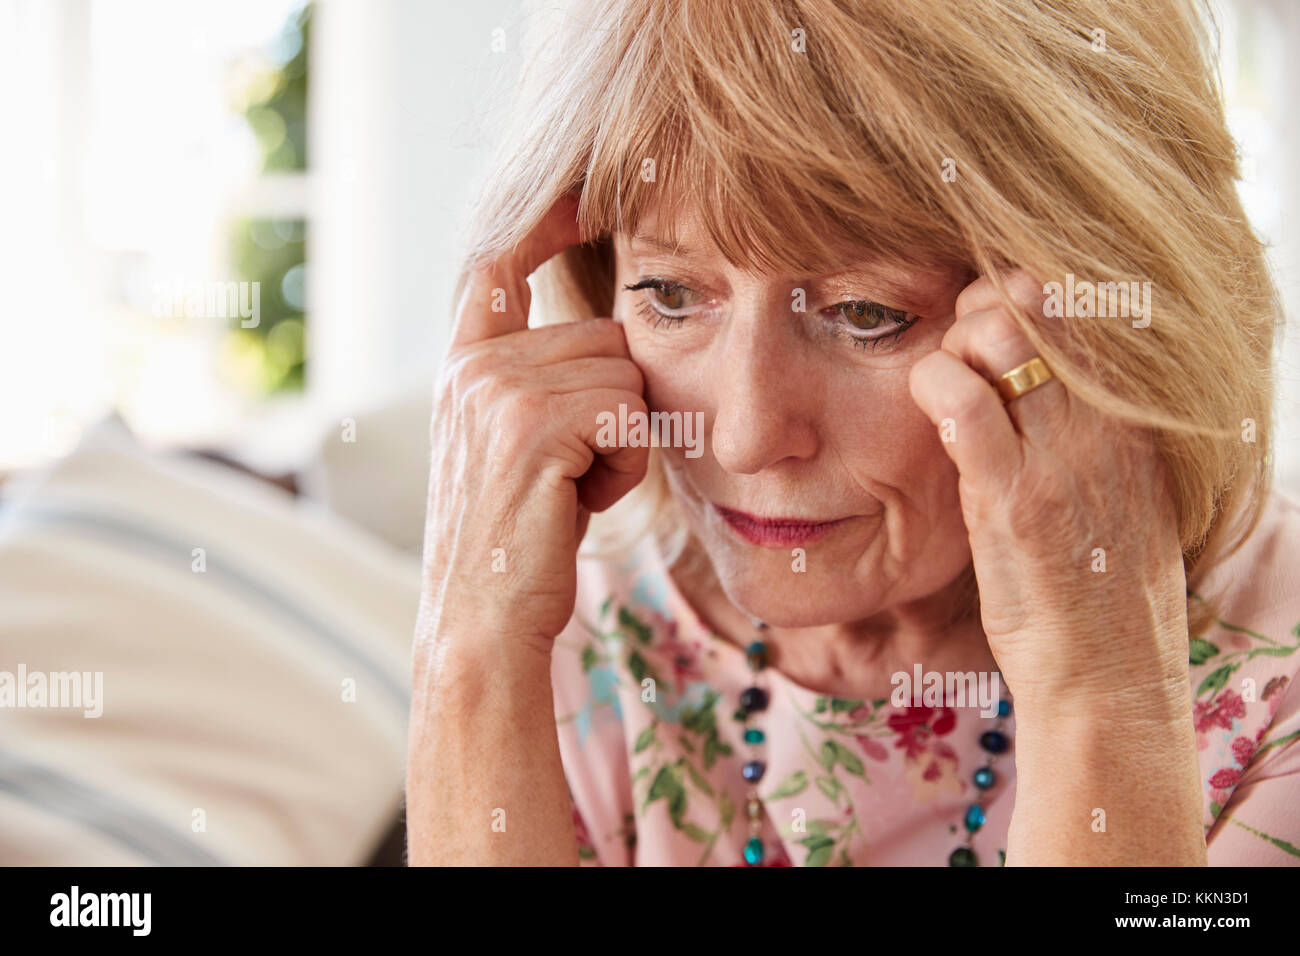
818,740,837,772
818,739,864,776
804,837,834,867
627,650,648,683
1188,638,1219,666
719,790,735,829
828,740,865,776
816,775,842,803
580,644,598,673
618,606,653,644
633,724,656,754
681,823,711,843
683,759,715,796
1231,820,1300,858
646,766,687,826
766,770,809,800
1196,662,1240,699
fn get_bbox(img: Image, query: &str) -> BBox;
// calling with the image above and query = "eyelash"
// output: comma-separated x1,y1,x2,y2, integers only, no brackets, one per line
623,277,919,351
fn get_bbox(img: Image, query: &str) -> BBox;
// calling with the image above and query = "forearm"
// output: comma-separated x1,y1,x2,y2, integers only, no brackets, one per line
1007,683,1207,866
406,631,580,866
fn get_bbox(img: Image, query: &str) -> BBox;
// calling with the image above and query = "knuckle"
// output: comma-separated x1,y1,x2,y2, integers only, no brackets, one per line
954,277,993,317
615,357,645,393
582,317,628,352
1002,270,1045,312
969,310,1026,355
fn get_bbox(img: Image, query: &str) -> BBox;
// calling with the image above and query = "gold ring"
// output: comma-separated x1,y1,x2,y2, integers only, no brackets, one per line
995,356,1054,402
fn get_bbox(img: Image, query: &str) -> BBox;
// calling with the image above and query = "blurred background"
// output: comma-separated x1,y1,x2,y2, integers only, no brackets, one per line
0,0,1297,866
0,0,1298,483
0,0,527,478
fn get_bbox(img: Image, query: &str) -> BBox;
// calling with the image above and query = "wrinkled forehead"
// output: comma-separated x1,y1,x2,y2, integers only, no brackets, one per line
613,198,972,302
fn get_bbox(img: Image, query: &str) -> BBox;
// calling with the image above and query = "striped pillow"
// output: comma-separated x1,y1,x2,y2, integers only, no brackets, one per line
0,420,420,865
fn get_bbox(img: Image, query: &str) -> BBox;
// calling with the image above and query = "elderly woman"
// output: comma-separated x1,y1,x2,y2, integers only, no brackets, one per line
408,0,1300,865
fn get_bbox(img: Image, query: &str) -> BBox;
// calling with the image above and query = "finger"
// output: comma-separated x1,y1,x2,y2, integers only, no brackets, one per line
507,317,631,367
567,389,651,513
543,356,644,397
940,307,1069,439
909,349,1021,485
954,268,1046,320
451,191,584,346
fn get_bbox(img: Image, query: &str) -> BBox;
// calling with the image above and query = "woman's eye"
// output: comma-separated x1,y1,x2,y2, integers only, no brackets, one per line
836,300,895,330
829,300,918,349
654,285,686,310
624,277,698,328
624,278,690,310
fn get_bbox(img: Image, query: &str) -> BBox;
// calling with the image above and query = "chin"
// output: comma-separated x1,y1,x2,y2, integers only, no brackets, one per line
713,567,889,629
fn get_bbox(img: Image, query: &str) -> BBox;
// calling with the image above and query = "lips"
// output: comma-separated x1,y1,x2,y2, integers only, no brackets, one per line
713,504,847,548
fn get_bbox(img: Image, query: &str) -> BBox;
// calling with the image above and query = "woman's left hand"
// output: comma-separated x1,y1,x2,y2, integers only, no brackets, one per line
908,270,1192,717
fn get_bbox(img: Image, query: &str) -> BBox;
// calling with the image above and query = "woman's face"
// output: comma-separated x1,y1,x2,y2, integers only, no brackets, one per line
612,205,977,628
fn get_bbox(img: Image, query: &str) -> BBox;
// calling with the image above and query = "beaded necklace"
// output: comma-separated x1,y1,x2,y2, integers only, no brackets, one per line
737,620,1012,867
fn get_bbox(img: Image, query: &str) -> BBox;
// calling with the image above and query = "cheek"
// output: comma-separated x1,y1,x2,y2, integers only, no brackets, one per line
621,324,707,414
832,366,960,501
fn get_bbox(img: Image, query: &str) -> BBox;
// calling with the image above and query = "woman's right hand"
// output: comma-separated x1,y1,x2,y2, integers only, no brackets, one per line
420,192,649,652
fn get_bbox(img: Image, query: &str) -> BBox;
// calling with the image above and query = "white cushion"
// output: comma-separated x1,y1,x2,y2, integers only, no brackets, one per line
298,394,433,555
0,419,420,865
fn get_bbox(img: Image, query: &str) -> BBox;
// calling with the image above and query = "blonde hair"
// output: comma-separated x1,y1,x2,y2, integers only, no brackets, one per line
453,0,1281,636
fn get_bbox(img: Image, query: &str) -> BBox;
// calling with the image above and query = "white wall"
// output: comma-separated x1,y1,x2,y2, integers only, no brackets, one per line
307,0,523,422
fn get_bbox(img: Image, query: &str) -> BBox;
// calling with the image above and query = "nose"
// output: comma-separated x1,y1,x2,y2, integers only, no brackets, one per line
709,301,819,474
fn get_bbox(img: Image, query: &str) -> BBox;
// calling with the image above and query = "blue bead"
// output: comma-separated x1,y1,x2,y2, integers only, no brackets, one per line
744,837,764,865
973,766,996,790
998,699,1011,717
740,686,769,714
979,730,1009,754
948,847,977,867
742,760,766,783
964,804,986,832
743,728,765,744
745,641,768,670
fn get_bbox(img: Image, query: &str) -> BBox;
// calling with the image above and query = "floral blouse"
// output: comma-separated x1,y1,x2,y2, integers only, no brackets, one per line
551,490,1300,866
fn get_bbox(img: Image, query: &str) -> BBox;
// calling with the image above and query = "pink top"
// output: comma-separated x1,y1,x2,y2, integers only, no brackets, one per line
551,490,1300,866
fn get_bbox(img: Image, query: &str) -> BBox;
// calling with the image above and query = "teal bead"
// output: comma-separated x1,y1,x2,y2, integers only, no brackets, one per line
744,728,765,744
745,640,768,670
964,804,986,832
744,837,764,865
948,846,978,867
973,766,996,790
998,699,1011,717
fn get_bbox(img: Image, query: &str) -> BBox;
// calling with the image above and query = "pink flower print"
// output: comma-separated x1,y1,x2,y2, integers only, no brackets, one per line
886,706,957,759
1262,675,1289,701
855,735,889,762
1193,689,1246,743
1209,767,1241,789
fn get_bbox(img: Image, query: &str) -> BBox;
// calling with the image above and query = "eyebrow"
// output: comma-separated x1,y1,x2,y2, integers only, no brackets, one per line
630,233,696,258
